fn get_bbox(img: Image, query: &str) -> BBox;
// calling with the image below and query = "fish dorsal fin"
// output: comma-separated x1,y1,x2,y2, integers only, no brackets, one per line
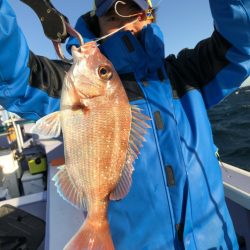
110,105,151,200
52,166,87,210
30,111,61,138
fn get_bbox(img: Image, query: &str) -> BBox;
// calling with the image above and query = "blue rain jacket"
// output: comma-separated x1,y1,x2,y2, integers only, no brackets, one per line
1,0,250,249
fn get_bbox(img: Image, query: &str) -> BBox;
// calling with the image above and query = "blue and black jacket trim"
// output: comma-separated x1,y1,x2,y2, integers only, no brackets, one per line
11,21,233,118
1,0,249,120
28,52,145,102
26,29,232,109
28,52,70,98
165,30,231,100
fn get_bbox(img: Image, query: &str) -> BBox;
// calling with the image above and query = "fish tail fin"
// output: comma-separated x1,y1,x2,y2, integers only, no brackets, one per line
63,217,115,250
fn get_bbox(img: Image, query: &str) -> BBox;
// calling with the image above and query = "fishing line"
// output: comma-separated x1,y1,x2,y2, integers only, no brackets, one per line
95,19,138,44
95,0,163,44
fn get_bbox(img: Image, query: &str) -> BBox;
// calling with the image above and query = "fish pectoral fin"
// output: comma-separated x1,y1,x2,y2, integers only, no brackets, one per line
110,105,151,201
30,111,61,139
52,165,87,211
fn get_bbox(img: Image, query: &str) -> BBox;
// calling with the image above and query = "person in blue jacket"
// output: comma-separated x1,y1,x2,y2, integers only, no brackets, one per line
1,0,250,249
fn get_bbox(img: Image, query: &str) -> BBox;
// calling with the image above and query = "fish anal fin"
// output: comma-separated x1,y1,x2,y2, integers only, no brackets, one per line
110,105,150,201
30,111,61,138
52,166,87,210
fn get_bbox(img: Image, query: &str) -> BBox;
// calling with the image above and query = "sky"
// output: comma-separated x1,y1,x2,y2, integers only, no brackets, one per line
8,0,214,58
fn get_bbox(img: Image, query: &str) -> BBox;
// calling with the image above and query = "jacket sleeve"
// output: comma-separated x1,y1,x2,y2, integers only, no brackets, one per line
165,0,250,109
0,0,70,120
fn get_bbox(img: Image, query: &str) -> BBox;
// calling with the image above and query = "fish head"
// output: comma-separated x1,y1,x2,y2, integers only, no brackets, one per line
69,42,120,101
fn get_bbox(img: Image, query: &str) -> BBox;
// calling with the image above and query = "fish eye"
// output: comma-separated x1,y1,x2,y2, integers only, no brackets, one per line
98,65,113,80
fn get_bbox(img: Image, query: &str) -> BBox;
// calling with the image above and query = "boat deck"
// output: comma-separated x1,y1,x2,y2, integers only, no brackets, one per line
0,138,249,249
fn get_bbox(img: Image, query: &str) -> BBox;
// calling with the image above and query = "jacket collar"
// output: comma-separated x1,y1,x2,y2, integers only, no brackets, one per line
66,17,165,80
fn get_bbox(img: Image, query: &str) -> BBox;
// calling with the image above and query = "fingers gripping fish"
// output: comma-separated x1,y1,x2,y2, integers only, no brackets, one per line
32,41,150,250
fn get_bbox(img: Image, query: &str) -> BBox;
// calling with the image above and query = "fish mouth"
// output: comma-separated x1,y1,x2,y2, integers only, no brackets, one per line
74,79,104,100
77,91,90,99
71,43,98,60
80,94,104,103
76,88,103,100
61,92,102,111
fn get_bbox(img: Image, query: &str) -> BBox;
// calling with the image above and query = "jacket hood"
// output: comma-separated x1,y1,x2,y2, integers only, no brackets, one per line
66,14,165,79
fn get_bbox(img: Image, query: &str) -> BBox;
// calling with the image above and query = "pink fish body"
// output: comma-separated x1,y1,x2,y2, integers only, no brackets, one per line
32,42,150,250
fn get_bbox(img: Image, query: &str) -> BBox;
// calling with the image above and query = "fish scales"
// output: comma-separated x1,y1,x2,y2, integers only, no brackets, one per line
61,105,131,201
31,41,150,250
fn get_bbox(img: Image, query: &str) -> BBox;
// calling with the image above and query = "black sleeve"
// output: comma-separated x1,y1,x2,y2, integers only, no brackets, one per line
28,51,71,98
164,30,232,99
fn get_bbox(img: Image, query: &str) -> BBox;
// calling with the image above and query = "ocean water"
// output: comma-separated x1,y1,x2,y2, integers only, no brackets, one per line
208,86,250,172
